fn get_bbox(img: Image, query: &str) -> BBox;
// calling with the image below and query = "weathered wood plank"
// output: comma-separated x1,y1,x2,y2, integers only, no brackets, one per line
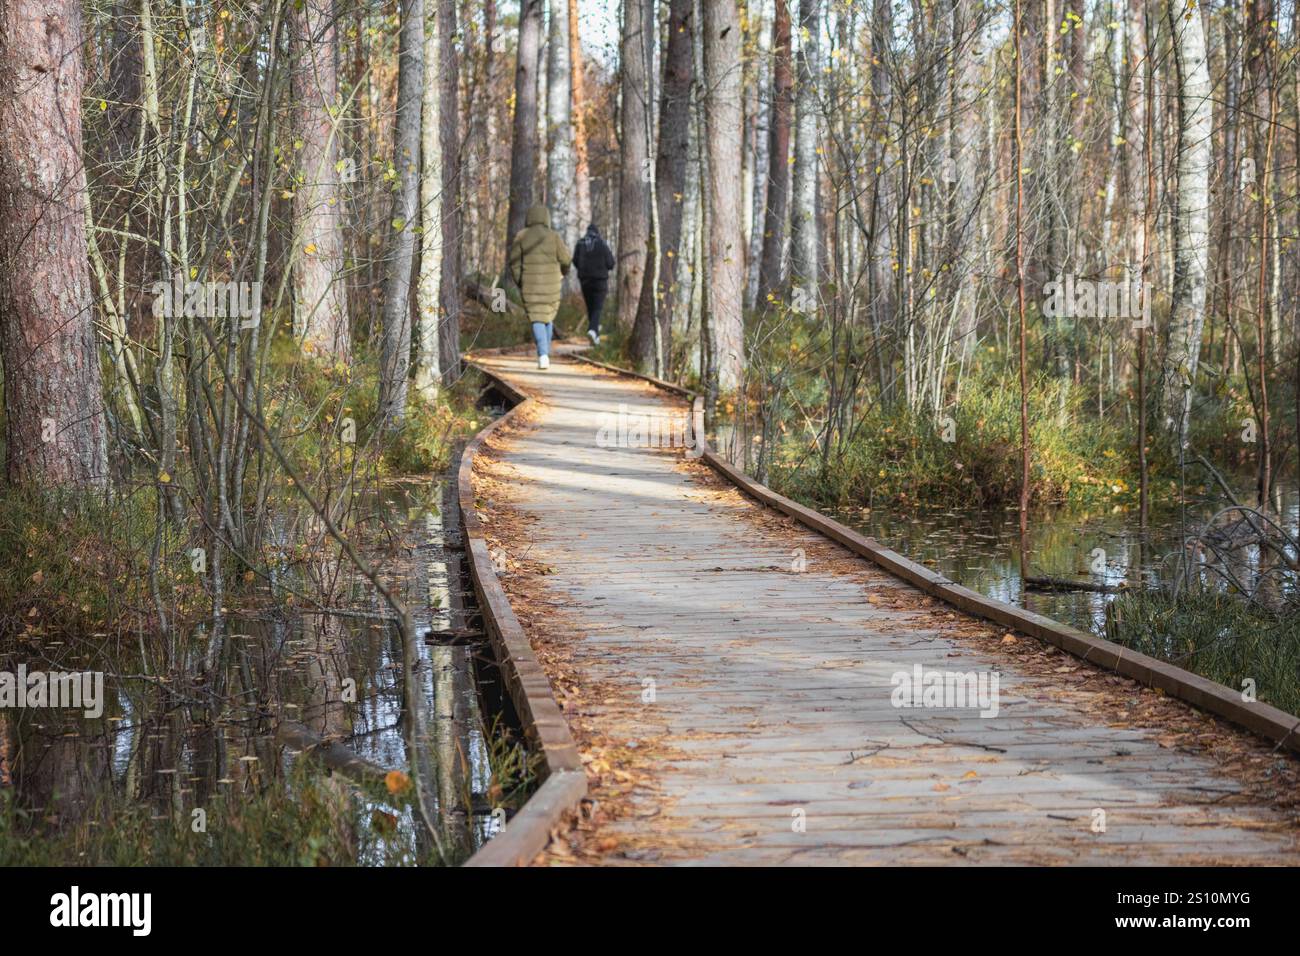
467,348,1300,866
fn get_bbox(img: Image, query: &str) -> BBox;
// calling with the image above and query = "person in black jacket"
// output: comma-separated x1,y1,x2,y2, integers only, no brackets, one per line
572,224,615,344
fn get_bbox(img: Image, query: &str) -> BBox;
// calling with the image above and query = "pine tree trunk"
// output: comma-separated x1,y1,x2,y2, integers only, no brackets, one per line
0,0,109,487
569,0,592,228
291,0,350,361
631,0,693,373
505,0,544,258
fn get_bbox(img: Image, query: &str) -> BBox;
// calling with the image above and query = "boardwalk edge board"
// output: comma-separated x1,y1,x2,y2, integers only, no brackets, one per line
567,351,1300,758
461,347,587,867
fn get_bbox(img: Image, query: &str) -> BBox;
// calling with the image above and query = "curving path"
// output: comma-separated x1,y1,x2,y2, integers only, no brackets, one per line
470,347,1300,865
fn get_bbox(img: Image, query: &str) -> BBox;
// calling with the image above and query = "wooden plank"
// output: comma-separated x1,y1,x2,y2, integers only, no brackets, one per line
463,348,1300,866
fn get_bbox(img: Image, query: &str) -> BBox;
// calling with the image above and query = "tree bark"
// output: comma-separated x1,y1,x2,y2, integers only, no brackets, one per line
631,0,693,373
1161,0,1212,452
616,0,654,332
546,0,577,247
437,0,463,386
379,0,425,427
505,0,544,262
0,0,109,487
569,0,592,228
291,0,350,361
703,0,745,392
789,0,820,288
415,0,444,399
757,0,792,304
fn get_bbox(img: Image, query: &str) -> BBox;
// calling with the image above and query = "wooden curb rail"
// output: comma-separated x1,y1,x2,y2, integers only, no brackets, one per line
460,349,587,867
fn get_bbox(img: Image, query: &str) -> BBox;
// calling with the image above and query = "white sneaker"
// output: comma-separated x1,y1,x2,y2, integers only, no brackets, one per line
587,328,600,346
538,354,549,370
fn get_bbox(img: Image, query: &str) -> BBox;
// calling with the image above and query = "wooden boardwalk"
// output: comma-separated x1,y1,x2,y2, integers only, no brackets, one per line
469,347,1300,865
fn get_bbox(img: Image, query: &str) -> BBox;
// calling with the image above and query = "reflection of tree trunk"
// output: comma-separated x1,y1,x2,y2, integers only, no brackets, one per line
432,646,470,856
300,611,357,851
8,715,110,826
0,714,10,786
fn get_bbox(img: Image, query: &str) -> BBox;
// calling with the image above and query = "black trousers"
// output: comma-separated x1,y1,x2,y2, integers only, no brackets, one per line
580,280,608,334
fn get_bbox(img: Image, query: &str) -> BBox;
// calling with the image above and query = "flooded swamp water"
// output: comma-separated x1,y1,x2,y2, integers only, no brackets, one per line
835,490,1300,636
0,462,536,866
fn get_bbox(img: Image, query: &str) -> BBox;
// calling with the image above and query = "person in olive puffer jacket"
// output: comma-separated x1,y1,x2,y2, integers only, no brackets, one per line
509,204,571,369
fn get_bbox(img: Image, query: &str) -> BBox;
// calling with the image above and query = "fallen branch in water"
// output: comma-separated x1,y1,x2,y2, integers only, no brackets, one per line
1024,575,1126,594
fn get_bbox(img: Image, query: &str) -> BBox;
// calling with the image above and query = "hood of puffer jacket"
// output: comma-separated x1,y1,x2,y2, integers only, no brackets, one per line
526,204,550,227
584,224,601,239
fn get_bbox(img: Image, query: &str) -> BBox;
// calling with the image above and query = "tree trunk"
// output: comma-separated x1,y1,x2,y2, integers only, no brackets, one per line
1161,0,1211,452
437,0,463,385
789,0,820,288
415,0,444,399
291,0,350,361
0,0,109,488
569,0,592,228
703,0,745,392
616,0,653,331
744,4,770,312
546,0,577,247
631,0,693,373
505,0,544,261
379,0,425,427
757,0,792,304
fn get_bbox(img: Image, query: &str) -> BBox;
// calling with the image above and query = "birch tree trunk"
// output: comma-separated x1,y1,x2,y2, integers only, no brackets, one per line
789,0,820,288
0,0,109,487
1161,0,1211,451
744,2,771,312
617,0,653,331
546,0,577,245
379,0,424,427
415,0,444,399
703,0,745,392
